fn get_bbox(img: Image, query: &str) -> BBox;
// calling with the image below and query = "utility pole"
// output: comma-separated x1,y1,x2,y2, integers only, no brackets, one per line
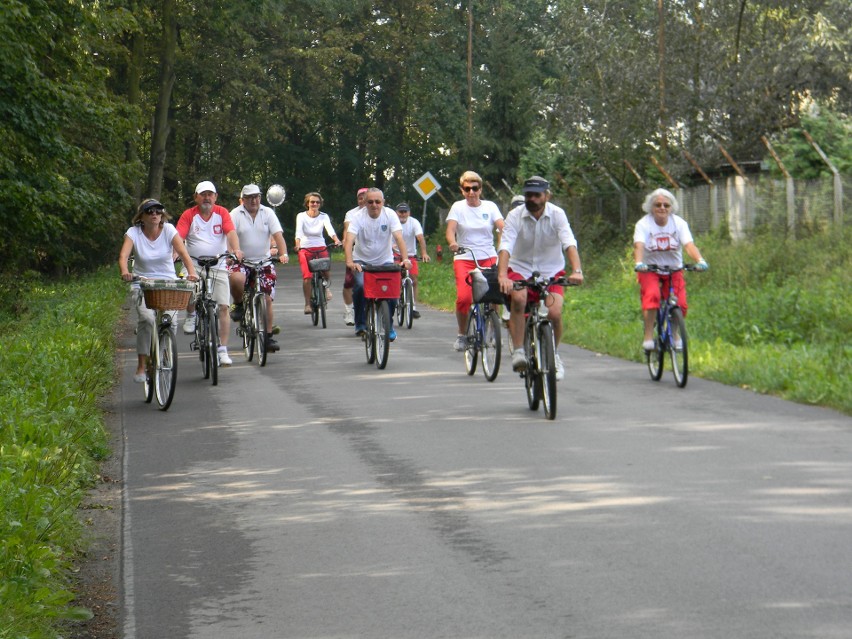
657,0,667,159
467,0,474,143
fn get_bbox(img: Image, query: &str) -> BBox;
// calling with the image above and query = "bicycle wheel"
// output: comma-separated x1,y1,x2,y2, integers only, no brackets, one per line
646,312,665,381
463,308,479,376
319,279,327,329
198,308,210,380
375,300,390,369
155,328,178,410
256,294,268,367
311,276,320,326
242,298,255,362
365,301,376,364
481,308,502,382
539,323,557,420
403,278,414,329
207,306,219,386
669,307,689,388
144,335,154,403
396,287,405,326
524,326,541,411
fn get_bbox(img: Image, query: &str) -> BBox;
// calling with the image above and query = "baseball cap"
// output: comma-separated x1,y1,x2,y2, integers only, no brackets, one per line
510,195,525,208
395,202,410,212
241,184,261,197
195,180,217,194
357,187,369,195
522,176,549,193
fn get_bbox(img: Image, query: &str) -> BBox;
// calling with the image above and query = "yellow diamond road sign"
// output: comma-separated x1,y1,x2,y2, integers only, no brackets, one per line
413,172,441,201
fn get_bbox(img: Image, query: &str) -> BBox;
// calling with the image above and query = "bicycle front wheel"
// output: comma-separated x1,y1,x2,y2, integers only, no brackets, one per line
646,313,665,381
144,341,154,403
242,301,255,362
463,308,479,376
319,279,327,329
481,308,501,382
403,278,414,329
669,307,688,388
375,300,390,369
311,276,320,326
365,301,376,364
198,308,210,379
524,326,541,411
538,323,557,420
155,328,178,410
256,294,268,367
207,306,219,386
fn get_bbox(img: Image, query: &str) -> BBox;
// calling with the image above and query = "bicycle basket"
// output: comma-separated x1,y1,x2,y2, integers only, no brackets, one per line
363,265,401,299
308,257,331,272
140,279,194,310
469,267,504,304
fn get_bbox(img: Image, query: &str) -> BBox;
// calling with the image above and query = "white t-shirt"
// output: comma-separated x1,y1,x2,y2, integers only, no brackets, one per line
176,205,234,270
447,199,502,261
295,211,337,248
349,207,402,264
344,206,364,226
499,202,577,279
633,213,694,268
395,217,423,256
126,224,179,285
231,205,283,259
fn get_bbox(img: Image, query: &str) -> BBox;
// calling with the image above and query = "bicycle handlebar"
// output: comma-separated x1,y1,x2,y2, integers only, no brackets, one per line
196,252,238,268
645,264,700,274
454,246,494,270
512,271,580,291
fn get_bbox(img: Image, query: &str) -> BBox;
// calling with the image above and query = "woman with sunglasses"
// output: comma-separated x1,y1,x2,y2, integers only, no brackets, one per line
295,192,342,314
445,170,505,351
119,198,198,382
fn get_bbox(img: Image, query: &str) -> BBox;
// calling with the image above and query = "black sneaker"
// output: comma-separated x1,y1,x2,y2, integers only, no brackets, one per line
411,309,421,319
229,303,244,321
266,336,280,352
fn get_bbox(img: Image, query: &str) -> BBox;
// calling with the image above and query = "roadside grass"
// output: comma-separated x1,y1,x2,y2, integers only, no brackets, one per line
418,226,851,415
0,268,125,638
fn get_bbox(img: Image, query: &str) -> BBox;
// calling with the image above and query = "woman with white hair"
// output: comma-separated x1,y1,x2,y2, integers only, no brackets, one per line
633,188,708,351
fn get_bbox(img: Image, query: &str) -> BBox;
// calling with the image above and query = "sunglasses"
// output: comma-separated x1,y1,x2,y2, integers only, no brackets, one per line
144,209,164,215
462,185,481,193
308,200,321,205
366,199,383,204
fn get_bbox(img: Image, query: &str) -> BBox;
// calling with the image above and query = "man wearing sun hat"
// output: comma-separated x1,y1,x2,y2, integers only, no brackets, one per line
497,175,584,381
176,180,243,366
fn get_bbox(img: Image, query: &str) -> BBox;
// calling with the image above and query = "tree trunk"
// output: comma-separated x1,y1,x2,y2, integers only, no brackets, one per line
147,0,177,199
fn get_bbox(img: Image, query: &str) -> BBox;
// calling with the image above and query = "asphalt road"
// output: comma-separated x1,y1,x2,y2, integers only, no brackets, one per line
118,261,852,639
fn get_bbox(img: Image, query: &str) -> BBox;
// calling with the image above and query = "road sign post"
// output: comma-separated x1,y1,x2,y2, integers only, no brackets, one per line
413,172,441,232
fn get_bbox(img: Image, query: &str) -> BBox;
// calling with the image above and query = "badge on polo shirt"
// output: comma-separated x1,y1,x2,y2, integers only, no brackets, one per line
381,224,388,231
482,213,488,219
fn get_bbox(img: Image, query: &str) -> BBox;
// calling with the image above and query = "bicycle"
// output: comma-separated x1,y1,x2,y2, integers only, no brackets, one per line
395,260,416,329
235,256,279,367
135,278,193,410
456,246,502,382
190,253,233,386
644,264,698,388
362,264,401,370
512,272,576,420
302,245,335,328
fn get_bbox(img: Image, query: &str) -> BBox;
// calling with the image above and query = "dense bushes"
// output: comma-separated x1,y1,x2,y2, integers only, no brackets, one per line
0,269,125,638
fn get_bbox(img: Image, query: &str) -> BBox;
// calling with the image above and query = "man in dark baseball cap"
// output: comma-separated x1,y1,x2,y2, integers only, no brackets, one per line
522,176,549,193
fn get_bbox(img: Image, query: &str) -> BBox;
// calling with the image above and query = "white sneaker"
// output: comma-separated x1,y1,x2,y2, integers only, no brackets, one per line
343,306,355,326
554,353,564,382
183,314,197,334
453,335,466,351
218,349,232,366
511,349,527,372
642,339,655,351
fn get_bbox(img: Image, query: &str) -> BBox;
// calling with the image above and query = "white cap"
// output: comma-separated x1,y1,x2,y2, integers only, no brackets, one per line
195,180,217,194
241,184,261,197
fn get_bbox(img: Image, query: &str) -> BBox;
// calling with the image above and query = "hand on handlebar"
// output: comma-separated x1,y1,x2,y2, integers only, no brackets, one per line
634,262,649,272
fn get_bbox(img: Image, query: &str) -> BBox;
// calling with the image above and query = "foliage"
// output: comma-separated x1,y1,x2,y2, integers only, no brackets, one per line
765,104,852,178
0,269,125,638
418,227,852,415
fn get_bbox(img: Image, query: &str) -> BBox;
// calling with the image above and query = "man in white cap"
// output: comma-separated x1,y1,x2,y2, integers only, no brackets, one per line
176,180,243,366
497,176,583,381
228,184,289,353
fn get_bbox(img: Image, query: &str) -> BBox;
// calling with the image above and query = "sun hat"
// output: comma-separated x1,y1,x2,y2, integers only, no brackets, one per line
195,180,217,194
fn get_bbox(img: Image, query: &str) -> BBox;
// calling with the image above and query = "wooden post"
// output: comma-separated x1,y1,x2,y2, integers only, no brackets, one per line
650,156,679,189
682,151,713,185
624,160,647,187
717,143,748,181
802,129,843,226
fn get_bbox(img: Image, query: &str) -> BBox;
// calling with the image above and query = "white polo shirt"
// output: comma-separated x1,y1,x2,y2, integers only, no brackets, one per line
446,199,503,261
230,205,283,259
349,207,402,265
499,202,577,279
395,216,423,255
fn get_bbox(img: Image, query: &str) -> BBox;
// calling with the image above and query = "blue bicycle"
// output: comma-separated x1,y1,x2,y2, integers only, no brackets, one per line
645,264,698,388
458,247,503,382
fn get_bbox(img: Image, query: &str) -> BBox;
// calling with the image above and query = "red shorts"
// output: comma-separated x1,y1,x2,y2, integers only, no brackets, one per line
343,267,355,289
507,269,565,304
393,253,419,276
453,257,496,314
637,271,688,315
299,247,329,280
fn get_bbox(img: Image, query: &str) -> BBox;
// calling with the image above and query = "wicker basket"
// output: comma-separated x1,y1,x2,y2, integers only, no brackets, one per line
140,279,194,310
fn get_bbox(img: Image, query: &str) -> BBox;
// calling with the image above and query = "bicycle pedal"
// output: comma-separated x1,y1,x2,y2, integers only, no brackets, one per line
189,340,198,351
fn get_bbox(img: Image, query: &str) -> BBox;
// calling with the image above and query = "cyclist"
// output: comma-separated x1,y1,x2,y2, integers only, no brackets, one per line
119,199,198,382
341,188,368,326
445,170,505,351
176,180,243,366
633,188,708,351
343,188,411,340
228,184,289,353
497,176,584,381
294,192,341,315
393,202,430,319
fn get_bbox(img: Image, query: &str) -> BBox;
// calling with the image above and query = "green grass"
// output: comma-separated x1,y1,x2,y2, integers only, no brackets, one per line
419,227,852,415
0,268,125,638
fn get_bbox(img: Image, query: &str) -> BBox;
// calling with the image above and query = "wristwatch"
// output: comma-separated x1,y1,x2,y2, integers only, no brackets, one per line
573,269,583,274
